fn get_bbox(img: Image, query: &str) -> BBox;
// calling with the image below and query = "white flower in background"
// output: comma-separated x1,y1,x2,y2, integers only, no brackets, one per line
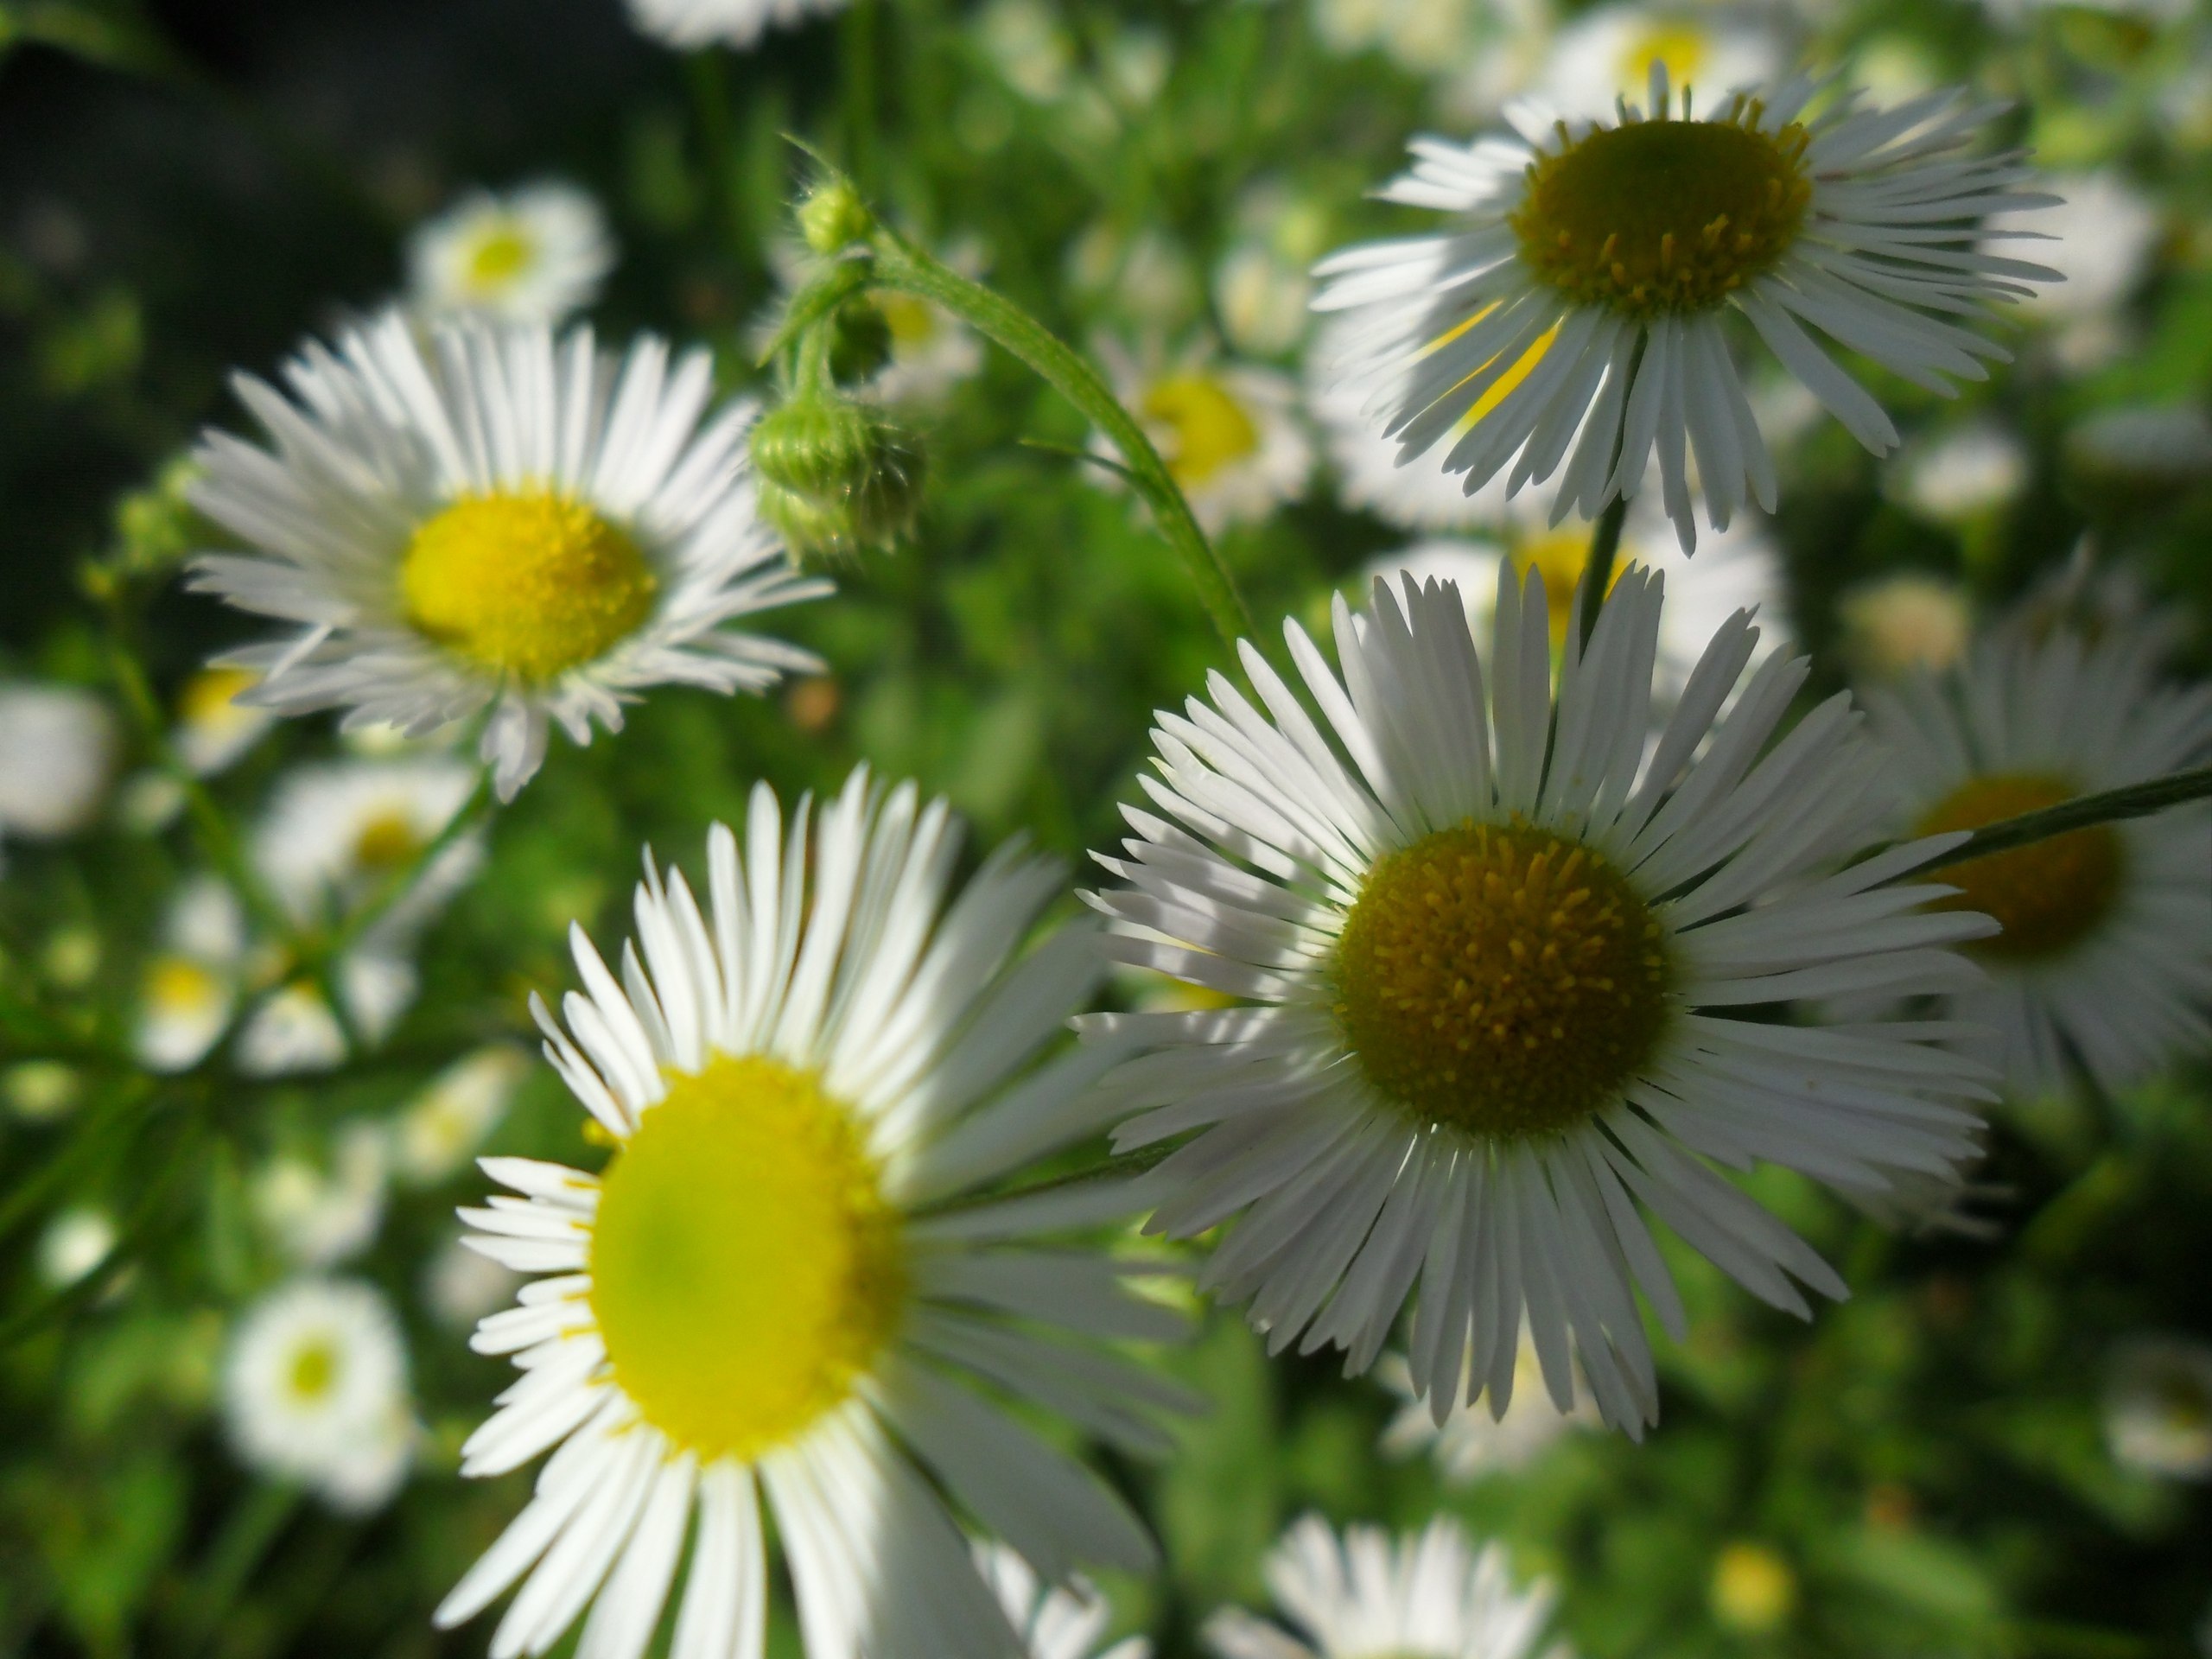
1103,340,1313,535
254,1122,391,1268
2066,404,2212,495
977,1542,1152,1659
1085,572,1996,1433
1217,184,1332,359
406,182,614,327
1313,316,1510,533
394,1046,531,1186
253,758,483,938
188,314,829,799
0,683,116,852
1863,614,2212,1098
978,0,1076,100
1358,490,1788,694
423,1236,523,1330
37,1207,117,1289
1891,422,2030,525
1536,5,1783,116
1070,226,1201,333
174,666,276,776
222,1278,418,1513
1205,1515,1560,1659
437,772,1188,1659
234,982,349,1077
1836,572,1972,680
135,875,251,1073
626,0,846,49
1377,1337,1597,1481
1986,172,2160,372
2105,1337,2212,1480
868,290,986,406
1311,0,1483,78
1313,70,2056,550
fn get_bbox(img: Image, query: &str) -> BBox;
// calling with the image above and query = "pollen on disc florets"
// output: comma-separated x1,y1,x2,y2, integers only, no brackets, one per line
1916,772,2126,961
399,490,658,683
1332,821,1675,1140
1510,95,1813,320
587,1054,906,1465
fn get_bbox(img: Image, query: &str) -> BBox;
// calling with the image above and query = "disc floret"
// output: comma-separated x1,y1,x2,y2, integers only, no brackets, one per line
1916,772,2125,961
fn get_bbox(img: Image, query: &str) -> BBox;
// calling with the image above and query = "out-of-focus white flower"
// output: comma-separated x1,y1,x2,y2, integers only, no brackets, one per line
1377,1337,1597,1481
392,1046,530,1186
254,1122,391,1268
253,759,482,940
1069,225,1200,331
626,0,846,49
1988,172,2162,371
0,683,116,849
1536,4,1783,115
174,666,275,777
5,1060,80,1122
422,1236,523,1330
2106,1338,2212,1480
1217,245,1314,359
135,875,249,1074
1891,422,2030,524
222,1278,417,1513
1837,572,1973,680
1102,340,1313,535
37,1207,116,1289
2067,404,2212,495
1312,0,1483,78
405,181,613,327
978,0,1074,100
977,1541,1152,1659
234,982,348,1078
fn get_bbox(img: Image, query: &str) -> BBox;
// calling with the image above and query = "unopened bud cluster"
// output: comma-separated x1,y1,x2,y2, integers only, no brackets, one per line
751,391,925,562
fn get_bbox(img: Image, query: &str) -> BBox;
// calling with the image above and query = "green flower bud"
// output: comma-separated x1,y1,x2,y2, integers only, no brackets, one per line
797,180,876,257
751,392,925,561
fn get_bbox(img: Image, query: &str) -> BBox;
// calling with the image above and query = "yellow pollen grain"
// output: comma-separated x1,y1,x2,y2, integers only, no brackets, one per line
1510,102,1811,320
1333,821,1674,1139
465,223,535,289
399,490,657,683
588,1053,906,1465
1916,772,2124,961
1141,372,1262,488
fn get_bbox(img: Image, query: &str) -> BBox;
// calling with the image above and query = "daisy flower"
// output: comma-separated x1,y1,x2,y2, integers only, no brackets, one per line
1887,420,2028,526
1103,340,1313,536
1313,68,2057,549
436,769,1187,1659
188,314,829,799
254,1122,392,1268
407,182,615,327
253,758,483,938
626,0,847,50
868,289,986,407
394,1046,531,1186
1835,572,1972,681
1861,613,2212,1097
1205,1515,1560,1659
1084,570,1997,1432
1376,1334,1596,1481
174,665,276,776
37,1208,117,1290
2104,1337,2212,1481
0,682,116,852
222,1277,419,1513
976,1541,1152,1659
135,875,250,1073
1536,4,1783,118
1986,169,2158,371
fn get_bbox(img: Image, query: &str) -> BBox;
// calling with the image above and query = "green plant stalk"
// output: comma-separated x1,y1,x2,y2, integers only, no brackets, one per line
861,230,1261,658
1910,764,2212,875
1576,493,1630,652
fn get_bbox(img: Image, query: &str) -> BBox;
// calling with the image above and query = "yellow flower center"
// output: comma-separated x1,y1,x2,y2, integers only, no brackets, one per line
465,223,535,289
1141,372,1261,488
149,957,220,1014
875,292,941,348
1711,1542,1796,1633
351,810,422,874
399,491,658,683
1333,822,1674,1139
1915,772,2124,961
1617,23,1709,94
1509,527,1632,652
588,1054,906,1464
1510,103,1811,319
180,666,257,726
288,1338,337,1402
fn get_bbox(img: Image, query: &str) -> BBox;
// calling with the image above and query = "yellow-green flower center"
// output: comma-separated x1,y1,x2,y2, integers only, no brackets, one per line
288,1338,337,1402
465,224,535,289
876,292,941,348
1916,772,2124,961
1617,23,1713,93
352,810,422,874
1141,372,1261,489
588,1054,906,1464
1510,105,1811,318
1333,822,1674,1139
399,491,658,683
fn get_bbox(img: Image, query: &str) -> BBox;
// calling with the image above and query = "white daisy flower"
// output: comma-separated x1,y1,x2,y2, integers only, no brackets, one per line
868,290,987,406
1205,1515,1561,1659
2107,1337,2212,1481
436,769,1188,1659
1888,420,2028,525
1311,315,1513,534
0,683,116,850
1835,572,1971,680
37,1207,117,1289
1862,614,2212,1098
2065,403,2212,497
175,666,276,776
1986,171,2158,372
407,182,616,327
1102,341,1313,536
255,1122,392,1268
627,0,847,48
234,958,416,1077
253,758,483,938
1376,1334,1597,1481
1084,571,1998,1433
976,1542,1152,1659
222,1277,419,1513
395,1046,532,1186
425,1236,524,1330
1311,0,1483,79
188,314,830,799
1313,69,2057,549
135,874,251,1073
1536,5,1783,118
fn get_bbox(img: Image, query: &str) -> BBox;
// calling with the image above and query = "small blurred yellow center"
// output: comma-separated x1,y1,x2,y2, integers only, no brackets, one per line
149,957,219,1014
1334,822,1673,1139
465,223,535,289
1510,528,1632,651
351,810,422,874
181,666,257,725
1916,772,2123,961
588,1054,906,1463
875,292,941,348
1142,373,1260,488
1618,26,1709,93
400,491,657,683
1512,104,1811,317
1711,1541,1796,1632
288,1338,337,1402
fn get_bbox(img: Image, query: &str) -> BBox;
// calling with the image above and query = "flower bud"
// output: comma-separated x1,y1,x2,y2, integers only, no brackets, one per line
751,392,925,561
797,180,875,257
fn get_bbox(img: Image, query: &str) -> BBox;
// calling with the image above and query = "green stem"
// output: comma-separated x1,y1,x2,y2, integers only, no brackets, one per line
1911,764,2212,876
685,50,743,257
1576,493,1630,652
176,1481,302,1658
861,231,1259,658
